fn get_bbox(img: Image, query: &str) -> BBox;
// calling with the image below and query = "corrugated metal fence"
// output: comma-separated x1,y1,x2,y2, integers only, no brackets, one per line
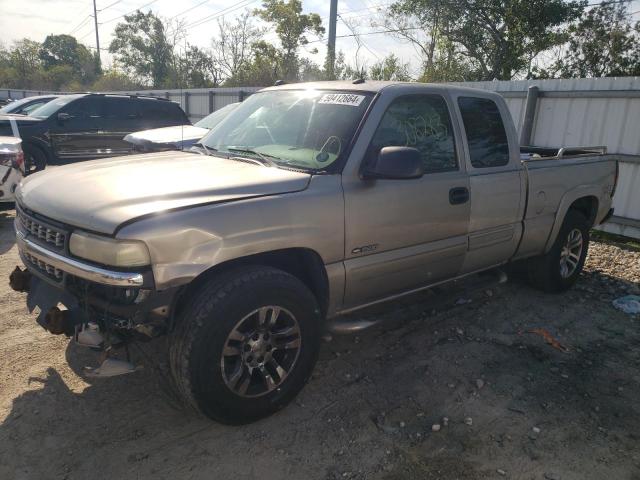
0,87,261,121
2,78,639,238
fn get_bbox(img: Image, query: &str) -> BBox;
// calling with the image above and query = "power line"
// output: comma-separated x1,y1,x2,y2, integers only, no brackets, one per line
99,0,124,11
307,26,422,44
69,14,92,34
337,14,380,60
101,0,160,24
186,0,259,28
338,2,393,16
79,29,95,41
587,0,638,5
173,0,213,18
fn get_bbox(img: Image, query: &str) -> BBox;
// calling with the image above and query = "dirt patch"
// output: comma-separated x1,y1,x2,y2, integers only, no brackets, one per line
1,210,639,480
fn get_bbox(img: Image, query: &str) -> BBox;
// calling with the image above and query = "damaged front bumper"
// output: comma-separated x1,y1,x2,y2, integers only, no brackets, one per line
13,216,179,340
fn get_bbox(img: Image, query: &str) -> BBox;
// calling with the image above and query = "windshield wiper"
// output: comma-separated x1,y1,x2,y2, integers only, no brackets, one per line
225,147,279,167
192,142,217,155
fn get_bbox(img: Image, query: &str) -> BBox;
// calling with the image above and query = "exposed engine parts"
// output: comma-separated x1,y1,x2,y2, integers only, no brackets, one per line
43,306,74,336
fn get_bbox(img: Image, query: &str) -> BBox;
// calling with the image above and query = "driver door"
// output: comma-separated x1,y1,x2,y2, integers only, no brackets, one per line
342,93,470,309
49,96,104,161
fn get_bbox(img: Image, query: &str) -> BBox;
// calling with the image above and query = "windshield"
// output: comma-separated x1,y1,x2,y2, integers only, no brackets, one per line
195,102,240,129
200,89,373,171
0,97,36,114
29,96,77,119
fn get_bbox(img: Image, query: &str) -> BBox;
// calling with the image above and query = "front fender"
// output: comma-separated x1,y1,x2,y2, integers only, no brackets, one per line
115,175,345,290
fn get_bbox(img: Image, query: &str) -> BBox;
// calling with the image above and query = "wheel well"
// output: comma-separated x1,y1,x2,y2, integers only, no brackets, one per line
172,248,330,324
22,141,51,162
568,196,599,226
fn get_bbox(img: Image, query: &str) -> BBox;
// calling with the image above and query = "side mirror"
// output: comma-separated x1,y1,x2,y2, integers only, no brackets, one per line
57,112,73,122
362,146,423,180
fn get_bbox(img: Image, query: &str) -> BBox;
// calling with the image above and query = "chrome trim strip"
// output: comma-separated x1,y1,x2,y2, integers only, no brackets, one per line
16,230,144,287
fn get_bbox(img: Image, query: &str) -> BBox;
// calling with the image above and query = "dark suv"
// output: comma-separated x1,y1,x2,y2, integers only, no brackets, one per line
0,93,189,173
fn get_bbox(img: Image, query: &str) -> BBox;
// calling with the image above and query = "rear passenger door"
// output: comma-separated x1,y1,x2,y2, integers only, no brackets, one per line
342,93,470,308
100,96,140,156
454,95,525,273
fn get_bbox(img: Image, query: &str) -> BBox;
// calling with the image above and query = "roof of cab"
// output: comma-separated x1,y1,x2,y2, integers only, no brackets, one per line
259,80,501,98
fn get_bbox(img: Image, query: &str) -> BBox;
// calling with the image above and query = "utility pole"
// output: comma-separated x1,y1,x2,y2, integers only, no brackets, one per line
327,0,338,79
92,0,101,69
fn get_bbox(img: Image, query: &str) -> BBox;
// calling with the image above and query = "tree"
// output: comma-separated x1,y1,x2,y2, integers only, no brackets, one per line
8,39,43,88
255,0,324,80
109,10,183,87
298,57,324,81
176,45,221,87
91,69,142,91
225,40,284,86
212,11,264,80
544,1,640,78
369,54,412,81
387,0,585,80
331,51,366,81
39,34,99,84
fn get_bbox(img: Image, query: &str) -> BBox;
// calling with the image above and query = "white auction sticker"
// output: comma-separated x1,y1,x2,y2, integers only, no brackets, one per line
318,93,366,107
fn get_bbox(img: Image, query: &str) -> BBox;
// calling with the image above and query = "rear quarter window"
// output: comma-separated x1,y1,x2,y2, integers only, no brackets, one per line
458,97,510,168
138,99,188,127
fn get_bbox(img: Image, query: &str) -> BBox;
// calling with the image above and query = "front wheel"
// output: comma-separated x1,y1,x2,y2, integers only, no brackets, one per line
527,210,590,293
170,266,321,424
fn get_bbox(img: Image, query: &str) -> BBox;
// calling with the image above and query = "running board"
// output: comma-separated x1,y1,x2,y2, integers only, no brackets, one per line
327,268,508,335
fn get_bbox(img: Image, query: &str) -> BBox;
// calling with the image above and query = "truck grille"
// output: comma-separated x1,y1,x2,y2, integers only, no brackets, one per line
17,206,66,250
22,251,64,281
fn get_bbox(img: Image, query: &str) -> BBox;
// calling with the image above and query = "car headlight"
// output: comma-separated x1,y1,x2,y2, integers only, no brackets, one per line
69,231,151,267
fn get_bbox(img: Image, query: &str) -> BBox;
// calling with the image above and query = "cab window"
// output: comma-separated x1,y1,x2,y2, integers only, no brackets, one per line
458,97,509,168
369,94,457,173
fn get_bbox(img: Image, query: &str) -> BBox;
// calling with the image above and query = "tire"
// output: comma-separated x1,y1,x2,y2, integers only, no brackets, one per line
22,144,47,174
527,210,590,293
169,266,322,424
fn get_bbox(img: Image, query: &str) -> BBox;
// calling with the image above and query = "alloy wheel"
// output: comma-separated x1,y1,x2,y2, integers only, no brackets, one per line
559,228,583,278
220,306,302,398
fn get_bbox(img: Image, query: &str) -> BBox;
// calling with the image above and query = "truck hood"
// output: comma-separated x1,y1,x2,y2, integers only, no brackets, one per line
18,151,311,235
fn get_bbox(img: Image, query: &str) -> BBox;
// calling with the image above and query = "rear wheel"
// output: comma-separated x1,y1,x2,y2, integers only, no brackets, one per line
22,144,47,174
527,210,590,293
170,266,321,424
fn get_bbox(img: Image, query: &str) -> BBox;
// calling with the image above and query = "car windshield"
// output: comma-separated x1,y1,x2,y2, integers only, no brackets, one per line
200,89,373,171
0,97,36,114
195,103,240,129
29,96,78,119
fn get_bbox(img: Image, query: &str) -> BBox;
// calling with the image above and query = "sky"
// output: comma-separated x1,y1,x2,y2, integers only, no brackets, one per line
4,0,638,80
0,0,423,75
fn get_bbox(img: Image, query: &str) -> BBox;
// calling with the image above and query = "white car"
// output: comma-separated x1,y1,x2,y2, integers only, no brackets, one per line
0,136,24,202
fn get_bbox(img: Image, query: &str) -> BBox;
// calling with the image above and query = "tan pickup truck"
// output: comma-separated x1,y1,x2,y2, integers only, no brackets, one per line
11,81,617,424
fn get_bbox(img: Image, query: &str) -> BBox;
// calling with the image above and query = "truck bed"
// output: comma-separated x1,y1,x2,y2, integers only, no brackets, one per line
514,147,617,260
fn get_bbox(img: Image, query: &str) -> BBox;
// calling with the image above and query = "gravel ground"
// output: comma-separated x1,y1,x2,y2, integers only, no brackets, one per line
1,206,639,480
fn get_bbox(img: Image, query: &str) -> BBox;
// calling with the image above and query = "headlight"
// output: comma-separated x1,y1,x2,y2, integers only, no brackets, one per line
69,232,150,267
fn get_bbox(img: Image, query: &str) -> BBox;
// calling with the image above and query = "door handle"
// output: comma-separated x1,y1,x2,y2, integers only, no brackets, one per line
449,187,469,205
